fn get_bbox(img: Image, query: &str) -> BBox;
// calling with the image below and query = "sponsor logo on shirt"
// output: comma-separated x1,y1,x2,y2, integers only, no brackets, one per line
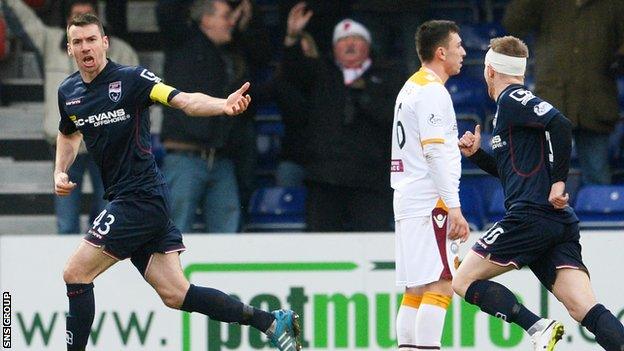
491,135,507,150
533,101,553,116
108,81,122,102
391,159,404,172
72,108,131,127
428,113,443,126
65,98,82,106
509,88,535,105
140,69,162,83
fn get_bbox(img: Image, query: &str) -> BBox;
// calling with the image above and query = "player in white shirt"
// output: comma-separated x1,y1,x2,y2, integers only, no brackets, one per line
391,20,470,351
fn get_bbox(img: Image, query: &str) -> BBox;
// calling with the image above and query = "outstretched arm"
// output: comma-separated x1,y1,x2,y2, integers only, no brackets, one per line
168,82,252,117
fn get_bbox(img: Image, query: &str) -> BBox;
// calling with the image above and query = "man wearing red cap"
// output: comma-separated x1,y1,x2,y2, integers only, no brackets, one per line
278,2,404,232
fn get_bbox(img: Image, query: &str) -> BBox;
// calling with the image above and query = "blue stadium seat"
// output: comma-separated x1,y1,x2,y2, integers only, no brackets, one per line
429,0,481,24
484,0,509,23
480,131,493,153
575,185,624,227
256,102,281,121
608,119,624,168
461,23,507,61
459,63,485,81
459,177,487,230
457,114,480,136
255,120,284,174
245,186,306,232
456,104,487,125
447,75,490,112
486,185,506,224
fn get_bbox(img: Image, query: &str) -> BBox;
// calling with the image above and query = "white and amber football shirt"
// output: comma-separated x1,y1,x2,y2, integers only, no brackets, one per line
390,67,461,220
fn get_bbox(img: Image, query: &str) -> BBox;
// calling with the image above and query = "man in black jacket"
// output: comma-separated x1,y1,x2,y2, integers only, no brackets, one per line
280,3,403,232
157,0,258,233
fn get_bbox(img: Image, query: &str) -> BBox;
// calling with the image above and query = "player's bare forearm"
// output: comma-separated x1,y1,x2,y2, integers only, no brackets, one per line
54,131,82,175
170,82,250,117
170,92,226,117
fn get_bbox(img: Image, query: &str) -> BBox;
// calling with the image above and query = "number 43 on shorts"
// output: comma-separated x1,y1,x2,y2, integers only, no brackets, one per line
92,209,116,236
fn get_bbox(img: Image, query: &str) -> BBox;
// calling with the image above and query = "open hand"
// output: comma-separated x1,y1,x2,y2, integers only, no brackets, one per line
232,0,253,32
224,82,251,116
287,2,313,38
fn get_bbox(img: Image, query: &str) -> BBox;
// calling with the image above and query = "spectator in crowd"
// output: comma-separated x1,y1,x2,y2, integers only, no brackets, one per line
157,0,261,233
280,2,403,232
279,0,351,56
274,31,318,187
1,0,138,234
503,0,624,185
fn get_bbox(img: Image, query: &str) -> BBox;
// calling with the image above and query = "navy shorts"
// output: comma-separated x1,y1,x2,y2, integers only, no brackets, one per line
84,184,185,275
472,212,587,290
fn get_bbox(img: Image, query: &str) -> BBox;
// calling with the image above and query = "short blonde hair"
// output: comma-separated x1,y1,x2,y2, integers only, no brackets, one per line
489,36,529,58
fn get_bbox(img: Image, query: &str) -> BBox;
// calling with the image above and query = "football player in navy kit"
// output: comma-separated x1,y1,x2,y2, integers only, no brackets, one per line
453,36,624,351
57,13,300,351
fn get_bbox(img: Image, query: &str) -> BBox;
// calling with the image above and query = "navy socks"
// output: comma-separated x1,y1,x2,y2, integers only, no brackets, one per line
582,304,624,351
465,280,540,331
181,284,274,332
66,283,95,351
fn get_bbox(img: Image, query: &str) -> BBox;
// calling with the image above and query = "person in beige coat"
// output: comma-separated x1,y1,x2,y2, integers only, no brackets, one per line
503,0,624,185
2,0,138,233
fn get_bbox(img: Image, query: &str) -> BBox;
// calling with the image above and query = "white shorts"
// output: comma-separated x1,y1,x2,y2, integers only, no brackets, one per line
395,208,459,287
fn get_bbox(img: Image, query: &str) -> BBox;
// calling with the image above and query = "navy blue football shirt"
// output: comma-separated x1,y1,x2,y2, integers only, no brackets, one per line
490,84,576,222
58,60,178,200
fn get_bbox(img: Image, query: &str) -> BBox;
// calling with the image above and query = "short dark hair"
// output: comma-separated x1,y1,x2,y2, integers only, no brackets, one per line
64,0,98,19
67,13,105,37
416,20,460,63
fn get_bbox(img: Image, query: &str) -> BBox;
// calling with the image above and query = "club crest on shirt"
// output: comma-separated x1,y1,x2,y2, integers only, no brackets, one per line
108,81,122,102
433,213,447,228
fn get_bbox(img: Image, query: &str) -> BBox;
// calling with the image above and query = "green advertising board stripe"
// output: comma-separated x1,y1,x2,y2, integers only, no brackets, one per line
182,261,358,351
184,262,358,277
372,261,395,270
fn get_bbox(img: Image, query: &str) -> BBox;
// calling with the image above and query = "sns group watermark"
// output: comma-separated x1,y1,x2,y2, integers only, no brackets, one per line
2,292,10,348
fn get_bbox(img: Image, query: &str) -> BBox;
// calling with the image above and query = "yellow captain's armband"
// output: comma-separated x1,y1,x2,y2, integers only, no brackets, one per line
149,83,177,106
